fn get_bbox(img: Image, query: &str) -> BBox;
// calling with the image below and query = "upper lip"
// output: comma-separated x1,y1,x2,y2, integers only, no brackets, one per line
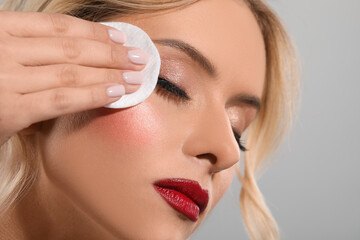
153,178,209,213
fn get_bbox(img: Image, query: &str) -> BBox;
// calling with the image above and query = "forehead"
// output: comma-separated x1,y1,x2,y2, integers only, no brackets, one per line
117,0,266,98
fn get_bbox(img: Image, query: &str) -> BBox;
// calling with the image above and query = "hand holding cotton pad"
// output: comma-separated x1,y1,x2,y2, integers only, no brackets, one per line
101,22,161,108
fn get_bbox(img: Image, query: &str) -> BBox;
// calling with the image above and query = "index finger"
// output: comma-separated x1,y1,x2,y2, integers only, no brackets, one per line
0,11,121,44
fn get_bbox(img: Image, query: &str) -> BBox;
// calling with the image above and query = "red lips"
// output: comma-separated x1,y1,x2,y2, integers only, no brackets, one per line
153,178,209,221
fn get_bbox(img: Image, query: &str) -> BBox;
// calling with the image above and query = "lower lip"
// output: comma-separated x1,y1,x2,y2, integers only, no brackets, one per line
153,185,200,221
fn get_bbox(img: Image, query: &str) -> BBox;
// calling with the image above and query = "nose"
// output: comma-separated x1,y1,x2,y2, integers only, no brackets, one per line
182,105,241,174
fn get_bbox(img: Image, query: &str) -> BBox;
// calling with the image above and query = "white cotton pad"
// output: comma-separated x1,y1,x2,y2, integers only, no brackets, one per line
100,22,161,108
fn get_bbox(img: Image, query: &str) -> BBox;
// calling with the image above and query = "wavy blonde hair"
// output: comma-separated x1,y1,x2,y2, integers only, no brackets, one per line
0,0,300,239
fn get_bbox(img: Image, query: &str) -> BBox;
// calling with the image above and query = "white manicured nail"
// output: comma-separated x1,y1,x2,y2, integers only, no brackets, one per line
108,29,127,44
123,71,143,84
107,85,125,97
128,49,149,65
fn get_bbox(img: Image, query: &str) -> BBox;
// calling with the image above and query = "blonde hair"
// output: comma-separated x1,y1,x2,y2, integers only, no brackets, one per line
0,0,300,239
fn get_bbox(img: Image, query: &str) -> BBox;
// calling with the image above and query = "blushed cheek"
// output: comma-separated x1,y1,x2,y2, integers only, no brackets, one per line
89,102,162,147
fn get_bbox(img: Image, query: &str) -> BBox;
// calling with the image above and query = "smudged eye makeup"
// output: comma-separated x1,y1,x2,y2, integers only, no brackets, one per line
155,77,248,152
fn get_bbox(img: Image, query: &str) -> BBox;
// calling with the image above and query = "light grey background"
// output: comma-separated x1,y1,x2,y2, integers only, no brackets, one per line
1,0,359,239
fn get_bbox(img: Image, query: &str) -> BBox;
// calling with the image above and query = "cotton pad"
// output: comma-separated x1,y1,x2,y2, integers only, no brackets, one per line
101,22,161,108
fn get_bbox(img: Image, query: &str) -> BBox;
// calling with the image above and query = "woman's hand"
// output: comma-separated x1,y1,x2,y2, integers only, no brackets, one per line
0,11,148,146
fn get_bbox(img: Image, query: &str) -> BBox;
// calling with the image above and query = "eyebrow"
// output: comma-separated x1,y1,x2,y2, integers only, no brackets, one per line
153,38,261,112
153,39,217,77
229,94,261,112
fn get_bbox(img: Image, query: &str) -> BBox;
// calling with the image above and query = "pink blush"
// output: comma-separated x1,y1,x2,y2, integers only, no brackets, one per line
90,102,162,147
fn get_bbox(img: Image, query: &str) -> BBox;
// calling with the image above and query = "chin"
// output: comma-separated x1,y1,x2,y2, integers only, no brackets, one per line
100,213,197,240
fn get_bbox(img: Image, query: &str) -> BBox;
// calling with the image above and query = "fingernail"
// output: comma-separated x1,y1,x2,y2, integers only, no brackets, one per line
126,84,141,94
107,85,125,97
123,71,143,84
128,49,149,65
108,29,127,44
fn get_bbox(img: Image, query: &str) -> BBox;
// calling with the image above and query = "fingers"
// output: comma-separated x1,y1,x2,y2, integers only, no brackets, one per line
7,64,143,94
17,83,126,129
0,11,117,44
8,36,149,70
0,11,151,143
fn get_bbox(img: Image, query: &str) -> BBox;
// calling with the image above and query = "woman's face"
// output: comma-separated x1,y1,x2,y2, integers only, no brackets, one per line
38,0,265,239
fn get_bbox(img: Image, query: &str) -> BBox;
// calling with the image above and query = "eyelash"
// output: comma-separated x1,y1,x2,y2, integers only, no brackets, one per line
233,130,248,152
156,77,190,103
156,77,248,152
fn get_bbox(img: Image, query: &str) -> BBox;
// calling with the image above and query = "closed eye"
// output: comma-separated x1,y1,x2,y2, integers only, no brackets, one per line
233,130,248,152
155,77,247,152
155,77,191,104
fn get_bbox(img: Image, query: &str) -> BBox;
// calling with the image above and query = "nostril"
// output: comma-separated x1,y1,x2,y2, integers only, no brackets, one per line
196,153,217,165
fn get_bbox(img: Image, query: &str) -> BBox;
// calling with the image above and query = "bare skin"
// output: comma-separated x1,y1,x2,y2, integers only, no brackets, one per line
0,0,266,239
